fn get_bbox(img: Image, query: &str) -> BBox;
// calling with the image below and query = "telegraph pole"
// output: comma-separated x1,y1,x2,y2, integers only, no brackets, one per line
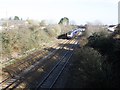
118,1,120,24
6,8,8,30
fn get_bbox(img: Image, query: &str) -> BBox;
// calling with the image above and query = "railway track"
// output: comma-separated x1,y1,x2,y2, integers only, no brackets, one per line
1,39,73,90
35,40,78,89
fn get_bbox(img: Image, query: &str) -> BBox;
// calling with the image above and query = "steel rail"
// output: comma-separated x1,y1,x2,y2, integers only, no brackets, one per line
50,41,78,88
1,40,70,90
35,40,77,89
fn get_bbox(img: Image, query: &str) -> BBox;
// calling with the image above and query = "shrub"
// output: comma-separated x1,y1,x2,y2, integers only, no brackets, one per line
1,20,76,65
78,36,88,47
86,31,120,88
67,47,107,88
46,24,61,37
87,32,114,56
112,24,120,39
84,24,108,37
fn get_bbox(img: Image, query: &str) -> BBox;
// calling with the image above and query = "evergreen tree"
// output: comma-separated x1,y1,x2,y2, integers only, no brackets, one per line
58,17,69,25
14,16,19,20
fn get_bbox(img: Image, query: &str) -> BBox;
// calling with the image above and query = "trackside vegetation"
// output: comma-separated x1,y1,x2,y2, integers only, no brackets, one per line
1,18,76,66
66,24,120,88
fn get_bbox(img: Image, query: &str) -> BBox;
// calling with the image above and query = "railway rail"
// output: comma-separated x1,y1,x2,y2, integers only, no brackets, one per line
1,39,73,90
35,40,78,89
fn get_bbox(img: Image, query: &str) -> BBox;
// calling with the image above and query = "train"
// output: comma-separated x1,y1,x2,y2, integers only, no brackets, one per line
107,25,117,32
66,29,83,39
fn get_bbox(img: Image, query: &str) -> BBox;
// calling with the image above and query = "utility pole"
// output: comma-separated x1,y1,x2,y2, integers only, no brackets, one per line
6,8,8,30
118,1,120,24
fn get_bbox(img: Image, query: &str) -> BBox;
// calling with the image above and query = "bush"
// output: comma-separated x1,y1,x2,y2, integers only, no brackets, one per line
1,20,76,65
46,24,61,37
67,47,107,88
1,25,52,63
112,24,120,39
87,33,114,56
86,31,120,88
78,36,88,47
84,24,108,37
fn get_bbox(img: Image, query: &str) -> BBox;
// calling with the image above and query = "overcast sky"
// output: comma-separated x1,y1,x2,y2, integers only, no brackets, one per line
0,0,119,25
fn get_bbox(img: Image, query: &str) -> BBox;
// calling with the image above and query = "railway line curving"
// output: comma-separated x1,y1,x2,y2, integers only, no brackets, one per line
1,38,79,90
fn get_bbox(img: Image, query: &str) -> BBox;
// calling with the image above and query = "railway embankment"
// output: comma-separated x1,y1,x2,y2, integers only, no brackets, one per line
1,21,76,67
1,38,79,89
65,24,120,88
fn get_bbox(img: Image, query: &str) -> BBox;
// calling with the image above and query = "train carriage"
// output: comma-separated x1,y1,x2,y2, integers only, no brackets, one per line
67,29,80,39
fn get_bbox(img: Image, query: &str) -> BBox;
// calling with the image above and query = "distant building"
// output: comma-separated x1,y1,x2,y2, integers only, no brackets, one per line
118,1,120,24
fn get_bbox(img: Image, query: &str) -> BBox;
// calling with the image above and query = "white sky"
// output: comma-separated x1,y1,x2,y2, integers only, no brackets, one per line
0,0,119,25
